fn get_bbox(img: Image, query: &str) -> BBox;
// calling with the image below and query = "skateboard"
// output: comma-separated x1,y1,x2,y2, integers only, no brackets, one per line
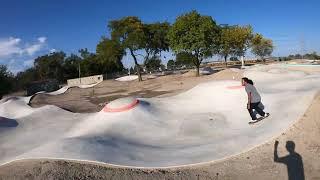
249,113,270,125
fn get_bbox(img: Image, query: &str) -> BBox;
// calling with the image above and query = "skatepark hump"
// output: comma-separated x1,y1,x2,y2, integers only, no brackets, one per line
0,63,320,168
115,75,138,81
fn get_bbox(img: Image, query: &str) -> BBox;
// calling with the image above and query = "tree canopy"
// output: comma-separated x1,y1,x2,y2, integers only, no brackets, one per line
0,10,278,96
0,65,14,98
34,51,66,82
175,52,196,68
143,22,170,60
218,25,252,66
168,10,220,76
96,37,125,74
166,59,175,70
63,54,82,80
144,56,162,72
109,16,145,81
251,34,274,61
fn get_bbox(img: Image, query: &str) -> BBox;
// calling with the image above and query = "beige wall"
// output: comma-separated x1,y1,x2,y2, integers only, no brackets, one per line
67,75,103,86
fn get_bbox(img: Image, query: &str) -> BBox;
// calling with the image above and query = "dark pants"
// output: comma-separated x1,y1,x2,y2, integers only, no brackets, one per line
248,102,265,120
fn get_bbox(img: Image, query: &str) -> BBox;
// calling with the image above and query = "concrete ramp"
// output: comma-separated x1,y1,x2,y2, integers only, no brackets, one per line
115,75,138,81
0,64,319,167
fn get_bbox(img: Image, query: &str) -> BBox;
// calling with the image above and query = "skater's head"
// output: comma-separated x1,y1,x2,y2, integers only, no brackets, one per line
242,77,254,86
286,141,295,154
242,77,248,86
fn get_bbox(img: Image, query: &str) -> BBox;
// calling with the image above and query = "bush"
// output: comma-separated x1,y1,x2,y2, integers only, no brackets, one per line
26,79,59,96
230,57,238,61
0,65,14,98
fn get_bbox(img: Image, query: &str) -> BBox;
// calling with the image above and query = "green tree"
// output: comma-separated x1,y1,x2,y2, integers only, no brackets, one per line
109,16,145,81
79,48,92,59
251,34,274,61
167,59,175,70
0,65,14,97
78,48,99,77
232,26,253,59
168,10,220,76
218,25,253,67
219,26,234,66
14,67,38,90
143,22,170,62
144,56,162,72
79,48,99,76
294,54,302,59
96,37,125,74
63,54,82,80
175,52,195,68
129,67,134,75
230,56,239,61
34,51,66,82
304,52,320,59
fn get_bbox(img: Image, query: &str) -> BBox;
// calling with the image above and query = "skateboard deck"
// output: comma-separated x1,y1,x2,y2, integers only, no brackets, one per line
249,113,270,124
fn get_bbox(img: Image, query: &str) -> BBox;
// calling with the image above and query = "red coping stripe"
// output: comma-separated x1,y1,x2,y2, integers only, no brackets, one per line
226,85,244,89
103,99,140,112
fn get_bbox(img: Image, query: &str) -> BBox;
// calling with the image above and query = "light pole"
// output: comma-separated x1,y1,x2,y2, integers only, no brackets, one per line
241,56,245,69
78,63,81,84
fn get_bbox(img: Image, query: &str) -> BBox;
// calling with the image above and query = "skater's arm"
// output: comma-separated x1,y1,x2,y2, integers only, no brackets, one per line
247,92,251,109
245,85,252,109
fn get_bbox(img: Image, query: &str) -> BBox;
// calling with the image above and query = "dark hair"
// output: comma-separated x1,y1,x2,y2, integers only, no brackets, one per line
247,79,254,85
242,77,254,85
242,77,249,82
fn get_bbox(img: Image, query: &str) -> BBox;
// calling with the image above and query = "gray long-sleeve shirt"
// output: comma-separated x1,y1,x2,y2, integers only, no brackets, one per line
245,84,261,103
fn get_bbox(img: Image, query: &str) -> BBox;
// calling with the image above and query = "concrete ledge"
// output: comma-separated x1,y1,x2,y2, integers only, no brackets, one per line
67,75,103,86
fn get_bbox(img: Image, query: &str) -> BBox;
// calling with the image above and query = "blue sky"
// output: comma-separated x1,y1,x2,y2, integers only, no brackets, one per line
0,0,319,73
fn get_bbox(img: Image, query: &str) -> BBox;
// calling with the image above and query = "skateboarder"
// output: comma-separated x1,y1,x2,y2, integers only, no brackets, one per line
242,77,269,122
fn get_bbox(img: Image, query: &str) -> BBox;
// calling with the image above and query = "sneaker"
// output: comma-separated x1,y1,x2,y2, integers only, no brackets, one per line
264,113,270,117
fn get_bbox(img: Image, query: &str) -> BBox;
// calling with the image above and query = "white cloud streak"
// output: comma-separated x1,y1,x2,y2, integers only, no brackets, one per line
0,37,23,57
0,36,47,58
49,49,56,53
38,37,47,43
23,59,34,67
25,44,43,56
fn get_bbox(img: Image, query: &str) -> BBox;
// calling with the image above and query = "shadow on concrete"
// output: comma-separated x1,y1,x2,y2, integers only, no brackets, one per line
0,116,18,127
274,140,305,180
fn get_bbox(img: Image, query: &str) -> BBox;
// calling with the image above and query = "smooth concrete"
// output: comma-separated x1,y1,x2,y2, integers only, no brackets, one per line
0,64,319,167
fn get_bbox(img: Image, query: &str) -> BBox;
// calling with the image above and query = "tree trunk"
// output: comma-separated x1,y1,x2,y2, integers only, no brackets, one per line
224,55,228,68
193,55,200,77
196,65,200,77
130,49,142,82
261,56,266,64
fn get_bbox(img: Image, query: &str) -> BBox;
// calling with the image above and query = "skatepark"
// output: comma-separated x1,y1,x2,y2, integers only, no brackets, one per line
1,61,320,178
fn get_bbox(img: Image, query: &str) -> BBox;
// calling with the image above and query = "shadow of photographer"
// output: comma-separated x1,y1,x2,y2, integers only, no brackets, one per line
274,140,305,180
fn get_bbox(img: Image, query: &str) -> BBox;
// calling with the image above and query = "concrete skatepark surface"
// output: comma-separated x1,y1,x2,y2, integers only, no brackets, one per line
0,63,320,169
115,75,139,81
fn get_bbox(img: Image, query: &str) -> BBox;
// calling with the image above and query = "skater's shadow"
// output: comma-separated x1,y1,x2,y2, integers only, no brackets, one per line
0,116,18,127
274,141,305,180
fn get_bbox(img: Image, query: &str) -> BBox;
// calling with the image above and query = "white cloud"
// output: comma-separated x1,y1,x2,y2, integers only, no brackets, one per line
0,37,23,57
25,44,42,56
8,59,15,65
24,36,47,56
2,58,35,74
38,37,47,43
0,36,49,73
23,59,34,67
6,59,24,74
50,49,56,53
0,36,48,57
